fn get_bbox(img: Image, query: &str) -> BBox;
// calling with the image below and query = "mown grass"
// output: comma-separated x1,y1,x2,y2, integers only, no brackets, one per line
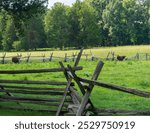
0,58,150,115
77,60,150,111
0,45,150,115
2,45,150,58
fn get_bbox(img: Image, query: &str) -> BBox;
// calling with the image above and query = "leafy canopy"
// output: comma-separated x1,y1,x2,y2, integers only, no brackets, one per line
0,0,48,30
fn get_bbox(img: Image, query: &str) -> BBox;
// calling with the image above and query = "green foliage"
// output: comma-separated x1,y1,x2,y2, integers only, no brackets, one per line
0,11,47,51
0,0,149,51
70,0,100,47
101,0,149,45
45,3,71,49
1,15,16,51
23,15,47,50
12,40,22,51
0,0,48,30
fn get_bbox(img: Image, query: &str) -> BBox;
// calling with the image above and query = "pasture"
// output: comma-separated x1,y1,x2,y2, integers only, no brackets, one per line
2,45,150,58
0,45,150,115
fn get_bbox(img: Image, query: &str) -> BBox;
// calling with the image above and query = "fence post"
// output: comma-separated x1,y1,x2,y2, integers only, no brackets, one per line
146,53,148,60
106,52,110,60
72,53,76,62
67,62,98,115
91,54,94,61
17,53,22,63
56,62,72,116
74,48,84,67
76,61,104,116
136,53,139,60
2,53,6,64
42,54,45,62
49,53,53,62
26,53,31,63
64,53,67,62
112,52,115,61
90,50,95,61
84,52,88,60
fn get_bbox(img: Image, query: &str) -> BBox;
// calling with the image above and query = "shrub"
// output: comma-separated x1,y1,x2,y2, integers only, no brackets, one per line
12,41,22,51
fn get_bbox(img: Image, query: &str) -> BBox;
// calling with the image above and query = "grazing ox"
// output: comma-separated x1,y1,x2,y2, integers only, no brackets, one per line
117,55,126,61
12,54,22,63
12,56,20,63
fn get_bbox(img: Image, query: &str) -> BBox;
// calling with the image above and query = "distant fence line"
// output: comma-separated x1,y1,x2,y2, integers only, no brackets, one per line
134,53,150,60
104,52,150,61
0,52,96,64
1,49,150,116
0,51,150,64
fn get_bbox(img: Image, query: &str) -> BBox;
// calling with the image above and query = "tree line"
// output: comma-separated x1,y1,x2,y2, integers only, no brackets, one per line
0,0,149,51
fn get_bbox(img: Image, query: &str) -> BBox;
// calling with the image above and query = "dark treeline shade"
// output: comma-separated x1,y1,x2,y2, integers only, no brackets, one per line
0,0,149,51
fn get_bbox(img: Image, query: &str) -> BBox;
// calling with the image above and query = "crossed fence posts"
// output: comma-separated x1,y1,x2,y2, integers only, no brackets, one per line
56,47,104,115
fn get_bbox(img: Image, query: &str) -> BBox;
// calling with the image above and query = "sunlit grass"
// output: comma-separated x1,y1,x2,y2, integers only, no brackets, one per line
1,45,150,58
0,45,150,115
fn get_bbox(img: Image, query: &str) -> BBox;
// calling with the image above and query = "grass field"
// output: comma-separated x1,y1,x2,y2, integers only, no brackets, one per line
0,45,150,115
1,45,150,58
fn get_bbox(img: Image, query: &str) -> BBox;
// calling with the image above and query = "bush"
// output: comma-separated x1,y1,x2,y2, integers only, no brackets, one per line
12,41,22,51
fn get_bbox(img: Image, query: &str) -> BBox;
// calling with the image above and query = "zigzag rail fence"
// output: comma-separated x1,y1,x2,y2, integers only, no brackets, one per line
0,51,94,64
0,49,150,116
1,51,150,64
63,61,150,116
0,49,84,116
0,49,109,64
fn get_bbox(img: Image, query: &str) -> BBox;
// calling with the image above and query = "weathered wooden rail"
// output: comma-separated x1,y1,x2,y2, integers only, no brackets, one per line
0,49,84,115
63,61,150,116
1,49,150,116
0,50,98,64
134,53,150,60
1,51,150,64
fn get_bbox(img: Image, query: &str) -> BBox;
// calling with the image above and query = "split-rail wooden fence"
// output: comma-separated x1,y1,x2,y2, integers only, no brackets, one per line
1,49,150,115
0,51,96,64
0,49,84,115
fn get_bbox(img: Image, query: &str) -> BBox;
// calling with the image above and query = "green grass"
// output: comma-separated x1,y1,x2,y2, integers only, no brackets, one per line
2,45,150,58
0,45,150,115
0,60,150,115
77,61,150,111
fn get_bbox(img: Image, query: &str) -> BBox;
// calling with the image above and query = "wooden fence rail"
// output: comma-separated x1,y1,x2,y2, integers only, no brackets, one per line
78,78,150,98
1,51,150,64
0,49,150,116
60,60,150,116
0,66,82,74
0,49,84,116
0,79,68,85
0,49,98,64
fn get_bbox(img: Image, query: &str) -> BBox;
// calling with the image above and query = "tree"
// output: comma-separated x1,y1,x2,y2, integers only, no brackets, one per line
102,0,129,45
0,0,48,31
45,3,70,49
68,0,81,47
91,0,110,46
0,0,48,19
22,15,47,50
124,0,150,44
0,9,47,51
69,0,100,48
1,14,17,51
102,0,149,45
77,0,100,47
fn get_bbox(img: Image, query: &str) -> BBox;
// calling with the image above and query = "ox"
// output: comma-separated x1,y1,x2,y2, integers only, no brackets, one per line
117,55,126,61
12,56,20,63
